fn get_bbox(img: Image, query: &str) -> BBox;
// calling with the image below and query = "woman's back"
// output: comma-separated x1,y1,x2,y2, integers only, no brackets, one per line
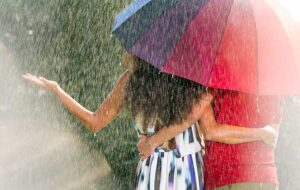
123,55,207,190
134,120,204,190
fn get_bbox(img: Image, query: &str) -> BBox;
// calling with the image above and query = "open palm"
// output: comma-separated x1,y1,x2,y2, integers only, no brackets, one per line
22,73,58,92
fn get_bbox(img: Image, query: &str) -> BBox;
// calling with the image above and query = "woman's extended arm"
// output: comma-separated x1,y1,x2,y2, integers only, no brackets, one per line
23,70,131,132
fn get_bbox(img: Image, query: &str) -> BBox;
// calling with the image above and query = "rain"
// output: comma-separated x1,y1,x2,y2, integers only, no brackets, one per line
0,0,299,189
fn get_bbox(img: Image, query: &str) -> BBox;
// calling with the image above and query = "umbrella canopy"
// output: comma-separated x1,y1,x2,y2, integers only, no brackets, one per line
112,0,300,95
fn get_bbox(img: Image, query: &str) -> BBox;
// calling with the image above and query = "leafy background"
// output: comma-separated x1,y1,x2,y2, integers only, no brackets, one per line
0,0,138,189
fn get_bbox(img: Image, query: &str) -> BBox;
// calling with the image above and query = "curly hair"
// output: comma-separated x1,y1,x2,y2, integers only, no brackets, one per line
124,56,206,132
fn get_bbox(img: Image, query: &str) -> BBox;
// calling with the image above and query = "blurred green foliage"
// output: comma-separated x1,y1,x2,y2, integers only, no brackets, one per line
0,0,138,188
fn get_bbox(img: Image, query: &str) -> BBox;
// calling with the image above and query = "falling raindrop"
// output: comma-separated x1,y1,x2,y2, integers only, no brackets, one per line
15,14,20,22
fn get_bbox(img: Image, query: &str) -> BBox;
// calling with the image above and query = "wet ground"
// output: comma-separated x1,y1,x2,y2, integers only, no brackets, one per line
0,121,121,190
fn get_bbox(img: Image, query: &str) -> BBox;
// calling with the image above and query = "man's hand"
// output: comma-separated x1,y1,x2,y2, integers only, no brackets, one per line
261,125,279,148
136,135,156,160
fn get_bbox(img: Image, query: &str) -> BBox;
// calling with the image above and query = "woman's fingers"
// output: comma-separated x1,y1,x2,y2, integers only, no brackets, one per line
137,136,156,160
139,152,148,161
23,73,59,91
139,152,145,161
138,134,147,140
38,76,49,86
23,74,40,84
39,76,48,83
22,74,48,89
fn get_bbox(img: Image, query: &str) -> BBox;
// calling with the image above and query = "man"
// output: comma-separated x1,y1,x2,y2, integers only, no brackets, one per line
203,90,284,190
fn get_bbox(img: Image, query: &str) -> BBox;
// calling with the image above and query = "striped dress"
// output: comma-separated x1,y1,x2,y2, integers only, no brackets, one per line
134,123,204,190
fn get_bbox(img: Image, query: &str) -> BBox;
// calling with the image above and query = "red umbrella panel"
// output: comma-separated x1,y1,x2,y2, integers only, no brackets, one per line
113,0,300,95
265,0,300,87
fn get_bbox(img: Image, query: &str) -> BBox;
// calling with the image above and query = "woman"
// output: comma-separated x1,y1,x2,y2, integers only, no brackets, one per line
23,53,276,190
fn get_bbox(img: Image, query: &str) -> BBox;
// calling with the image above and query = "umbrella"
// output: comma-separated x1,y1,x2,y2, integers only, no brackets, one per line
112,0,300,95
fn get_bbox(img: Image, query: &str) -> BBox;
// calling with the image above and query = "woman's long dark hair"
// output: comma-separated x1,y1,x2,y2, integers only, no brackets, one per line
124,56,206,131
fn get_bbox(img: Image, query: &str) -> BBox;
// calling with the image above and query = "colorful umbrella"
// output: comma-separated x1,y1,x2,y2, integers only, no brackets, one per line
112,0,300,95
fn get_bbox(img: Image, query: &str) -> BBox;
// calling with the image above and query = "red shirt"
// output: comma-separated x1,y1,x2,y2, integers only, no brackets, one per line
204,90,284,190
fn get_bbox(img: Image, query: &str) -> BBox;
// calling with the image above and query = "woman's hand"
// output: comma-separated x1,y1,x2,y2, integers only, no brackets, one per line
260,125,278,148
22,73,59,93
137,135,156,160
136,93,213,161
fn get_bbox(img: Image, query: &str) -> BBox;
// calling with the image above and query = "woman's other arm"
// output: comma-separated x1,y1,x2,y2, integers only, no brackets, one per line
23,70,131,133
198,105,277,146
137,93,213,159
137,94,277,159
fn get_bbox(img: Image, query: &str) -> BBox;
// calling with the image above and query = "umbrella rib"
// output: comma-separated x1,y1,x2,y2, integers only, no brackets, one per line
206,0,235,87
129,0,182,46
249,0,259,95
113,0,181,50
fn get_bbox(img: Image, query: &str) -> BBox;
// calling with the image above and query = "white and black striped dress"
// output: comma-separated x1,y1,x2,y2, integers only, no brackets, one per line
134,123,204,190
